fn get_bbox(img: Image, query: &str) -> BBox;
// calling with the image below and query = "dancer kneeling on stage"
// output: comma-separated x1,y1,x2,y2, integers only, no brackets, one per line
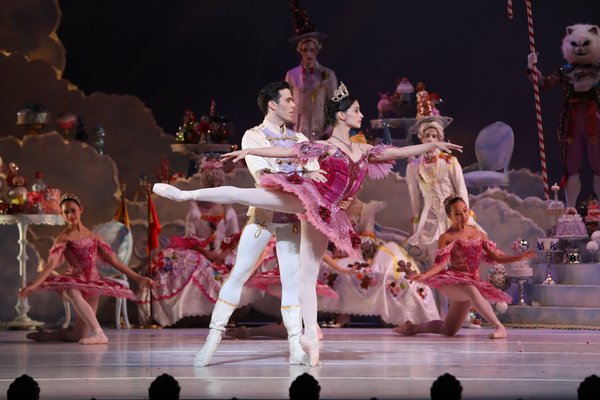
20,193,158,344
394,196,535,339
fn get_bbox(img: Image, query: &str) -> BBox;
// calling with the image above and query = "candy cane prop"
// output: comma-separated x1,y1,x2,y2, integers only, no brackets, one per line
507,0,550,199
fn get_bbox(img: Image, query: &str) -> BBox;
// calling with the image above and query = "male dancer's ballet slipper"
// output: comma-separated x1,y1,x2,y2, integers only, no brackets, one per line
79,331,108,345
153,183,189,201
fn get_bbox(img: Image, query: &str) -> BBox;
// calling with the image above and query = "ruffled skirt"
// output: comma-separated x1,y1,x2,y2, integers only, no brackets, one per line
260,174,360,258
40,275,136,300
247,267,337,299
425,269,512,303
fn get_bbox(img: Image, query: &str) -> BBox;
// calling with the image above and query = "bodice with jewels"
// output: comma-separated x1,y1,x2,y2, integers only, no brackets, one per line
296,142,390,210
434,238,496,278
316,149,369,209
48,236,114,281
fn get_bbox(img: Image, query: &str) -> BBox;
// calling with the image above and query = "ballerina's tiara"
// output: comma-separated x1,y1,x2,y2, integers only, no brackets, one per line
60,193,82,206
331,82,350,102
443,195,463,208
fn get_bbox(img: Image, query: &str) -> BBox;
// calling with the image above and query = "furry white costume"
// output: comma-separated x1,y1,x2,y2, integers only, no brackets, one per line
528,24,600,206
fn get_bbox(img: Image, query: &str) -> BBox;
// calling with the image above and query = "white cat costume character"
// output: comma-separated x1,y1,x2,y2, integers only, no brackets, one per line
528,24,600,206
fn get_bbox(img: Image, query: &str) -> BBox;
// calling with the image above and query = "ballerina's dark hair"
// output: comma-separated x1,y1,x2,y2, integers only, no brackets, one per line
443,195,465,215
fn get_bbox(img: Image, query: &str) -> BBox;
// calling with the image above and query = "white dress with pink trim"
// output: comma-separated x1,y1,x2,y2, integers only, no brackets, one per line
259,142,393,258
38,236,136,300
424,238,512,303
150,206,259,326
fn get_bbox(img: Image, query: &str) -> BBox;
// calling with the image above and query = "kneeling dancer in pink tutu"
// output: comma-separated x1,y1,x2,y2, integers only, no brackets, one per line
394,196,535,339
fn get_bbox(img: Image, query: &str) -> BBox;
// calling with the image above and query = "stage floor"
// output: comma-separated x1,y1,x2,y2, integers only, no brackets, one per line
0,327,598,399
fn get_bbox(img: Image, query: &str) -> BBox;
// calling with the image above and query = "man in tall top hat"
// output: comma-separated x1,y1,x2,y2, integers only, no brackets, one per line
285,0,338,141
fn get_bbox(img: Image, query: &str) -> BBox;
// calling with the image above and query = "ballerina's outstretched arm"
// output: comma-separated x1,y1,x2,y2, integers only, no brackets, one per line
372,141,463,162
221,146,297,163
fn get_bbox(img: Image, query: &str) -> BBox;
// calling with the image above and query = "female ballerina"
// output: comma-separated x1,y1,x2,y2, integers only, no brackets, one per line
20,193,158,344
153,82,462,365
395,196,536,339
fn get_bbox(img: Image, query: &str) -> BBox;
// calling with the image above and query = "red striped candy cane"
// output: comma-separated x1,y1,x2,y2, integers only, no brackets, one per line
507,0,550,199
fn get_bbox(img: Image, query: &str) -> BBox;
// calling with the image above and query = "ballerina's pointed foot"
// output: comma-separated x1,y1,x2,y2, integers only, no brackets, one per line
393,321,416,336
300,335,321,367
489,326,507,339
79,331,108,345
153,183,188,202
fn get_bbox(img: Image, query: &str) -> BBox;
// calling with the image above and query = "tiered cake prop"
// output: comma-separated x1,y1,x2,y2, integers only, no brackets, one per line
175,100,234,144
0,160,60,215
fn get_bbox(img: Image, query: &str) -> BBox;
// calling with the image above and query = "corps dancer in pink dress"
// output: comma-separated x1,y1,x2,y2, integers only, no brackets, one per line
20,194,158,344
153,82,462,365
395,196,535,339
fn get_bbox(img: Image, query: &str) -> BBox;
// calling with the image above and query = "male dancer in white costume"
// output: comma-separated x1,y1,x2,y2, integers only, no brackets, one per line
194,81,325,366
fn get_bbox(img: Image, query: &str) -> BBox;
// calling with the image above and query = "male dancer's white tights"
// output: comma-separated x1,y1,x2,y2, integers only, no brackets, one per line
219,222,301,308
159,185,326,328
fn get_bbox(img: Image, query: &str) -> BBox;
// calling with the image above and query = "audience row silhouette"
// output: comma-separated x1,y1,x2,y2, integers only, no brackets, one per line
6,372,600,399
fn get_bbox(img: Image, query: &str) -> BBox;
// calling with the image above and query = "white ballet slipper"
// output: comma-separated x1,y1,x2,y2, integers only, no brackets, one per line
193,299,236,367
281,306,309,365
194,329,222,367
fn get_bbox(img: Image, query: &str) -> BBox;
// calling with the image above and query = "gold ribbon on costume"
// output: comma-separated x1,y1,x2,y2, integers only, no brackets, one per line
378,245,399,281
254,222,267,238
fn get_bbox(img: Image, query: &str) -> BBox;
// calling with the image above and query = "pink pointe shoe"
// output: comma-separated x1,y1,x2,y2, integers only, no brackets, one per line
300,324,321,367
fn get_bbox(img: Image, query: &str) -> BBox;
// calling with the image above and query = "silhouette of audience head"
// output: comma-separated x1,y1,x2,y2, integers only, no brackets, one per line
431,373,462,400
578,374,600,400
289,373,320,400
7,374,40,400
148,373,181,400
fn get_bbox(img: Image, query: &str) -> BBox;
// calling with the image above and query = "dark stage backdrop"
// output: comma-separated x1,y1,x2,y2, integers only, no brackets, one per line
56,0,600,189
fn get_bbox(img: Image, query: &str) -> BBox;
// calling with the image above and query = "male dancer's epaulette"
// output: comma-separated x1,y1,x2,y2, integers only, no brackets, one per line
249,123,265,132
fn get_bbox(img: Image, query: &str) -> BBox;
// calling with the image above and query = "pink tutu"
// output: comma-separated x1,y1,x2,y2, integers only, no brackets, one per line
423,238,512,303
247,268,337,299
38,237,136,300
41,275,135,300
